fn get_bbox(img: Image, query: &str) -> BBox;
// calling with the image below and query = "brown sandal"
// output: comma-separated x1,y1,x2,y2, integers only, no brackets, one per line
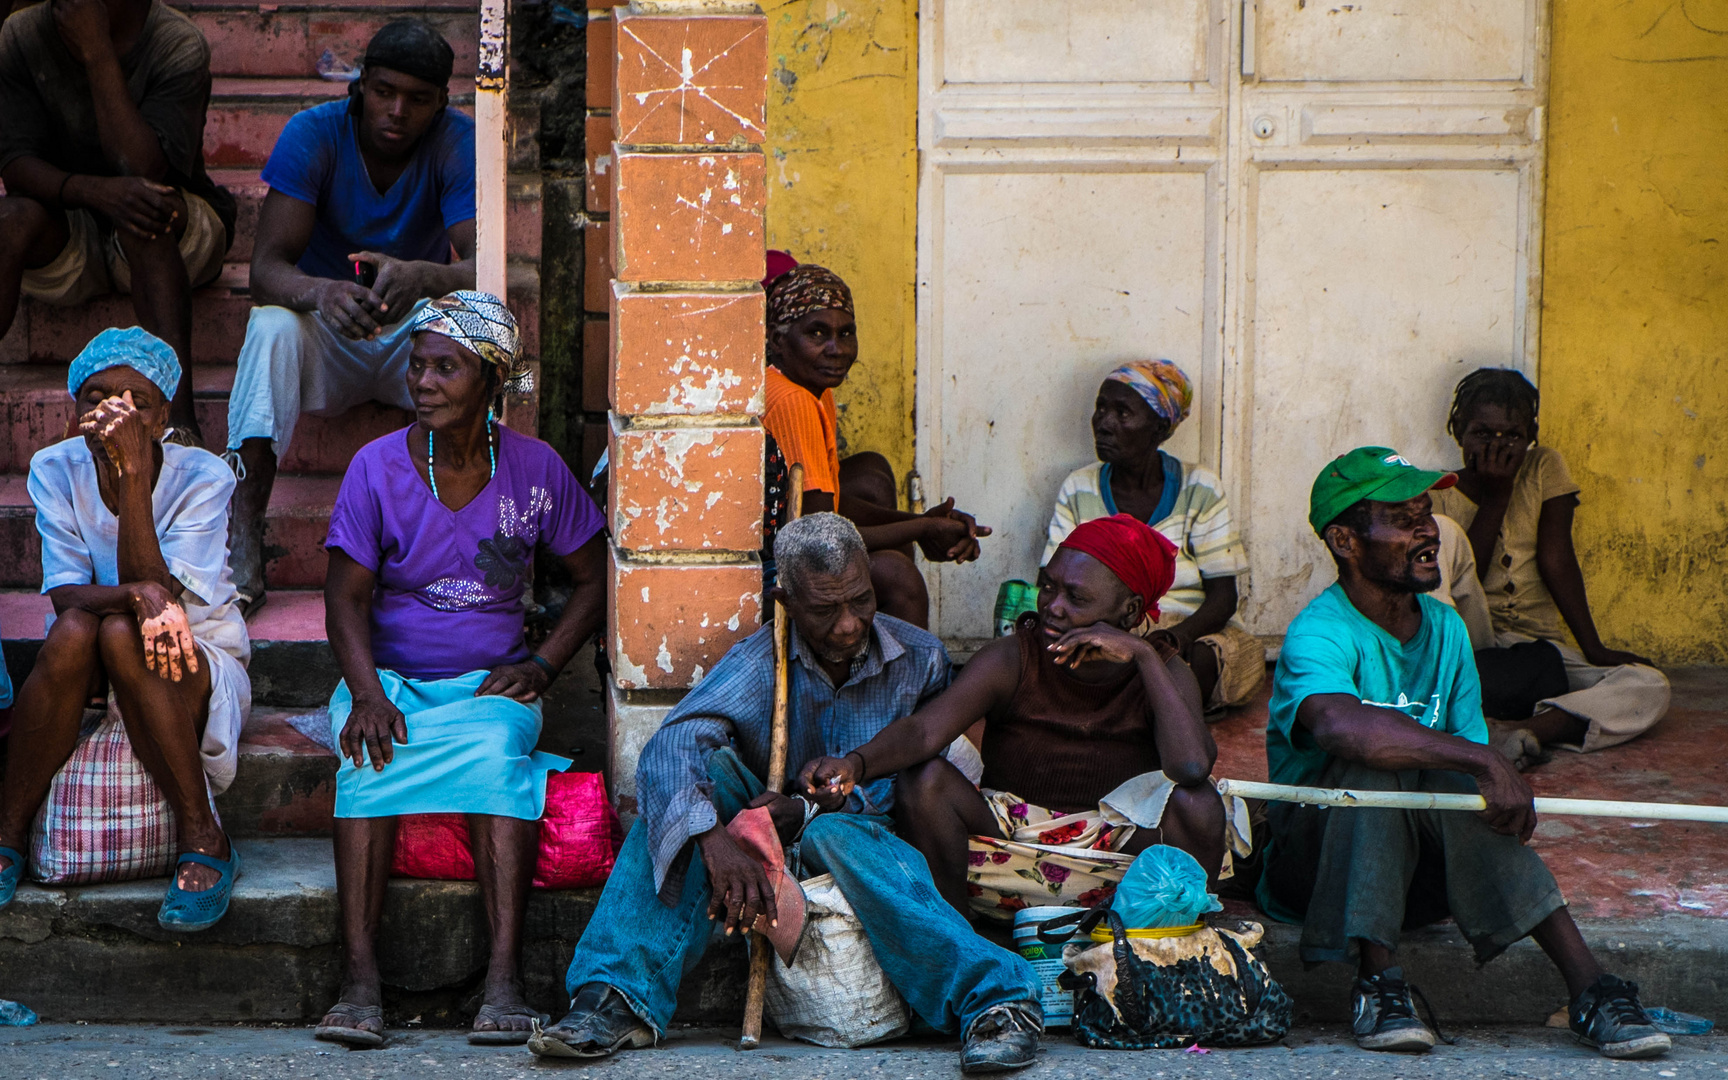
313,1002,385,1048
469,1003,550,1045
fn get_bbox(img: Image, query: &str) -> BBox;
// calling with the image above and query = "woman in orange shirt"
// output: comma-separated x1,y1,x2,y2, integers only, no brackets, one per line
762,262,988,628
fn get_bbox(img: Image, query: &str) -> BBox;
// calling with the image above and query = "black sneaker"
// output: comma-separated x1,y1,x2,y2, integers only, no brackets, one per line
1570,974,1672,1059
960,1001,1042,1073
527,983,655,1059
1351,968,1437,1052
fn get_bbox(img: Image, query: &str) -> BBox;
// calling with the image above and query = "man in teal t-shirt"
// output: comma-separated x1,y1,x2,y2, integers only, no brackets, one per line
1257,447,1669,1061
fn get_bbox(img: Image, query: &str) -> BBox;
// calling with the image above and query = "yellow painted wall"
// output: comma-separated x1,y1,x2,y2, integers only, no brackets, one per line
763,0,920,488
1540,1,1728,664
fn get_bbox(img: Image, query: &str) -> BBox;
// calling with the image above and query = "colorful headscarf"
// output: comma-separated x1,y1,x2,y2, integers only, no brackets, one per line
767,264,853,329
409,290,530,391
67,326,181,402
1105,360,1193,429
1057,513,1180,620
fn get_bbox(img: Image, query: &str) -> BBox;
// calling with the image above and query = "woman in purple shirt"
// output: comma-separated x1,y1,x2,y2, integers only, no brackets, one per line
314,292,606,1049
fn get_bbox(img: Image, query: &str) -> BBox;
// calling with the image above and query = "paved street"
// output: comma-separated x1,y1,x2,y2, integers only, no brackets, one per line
2,1025,1724,1080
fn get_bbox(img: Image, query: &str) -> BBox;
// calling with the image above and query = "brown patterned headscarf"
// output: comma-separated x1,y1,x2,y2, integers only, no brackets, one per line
767,264,853,329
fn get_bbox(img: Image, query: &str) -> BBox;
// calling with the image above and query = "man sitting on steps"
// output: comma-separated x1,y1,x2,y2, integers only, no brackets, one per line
0,0,235,445
1258,446,1670,1060
224,18,475,615
531,514,1044,1074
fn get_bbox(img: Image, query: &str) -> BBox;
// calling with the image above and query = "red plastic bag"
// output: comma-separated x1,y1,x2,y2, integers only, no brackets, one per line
391,771,623,889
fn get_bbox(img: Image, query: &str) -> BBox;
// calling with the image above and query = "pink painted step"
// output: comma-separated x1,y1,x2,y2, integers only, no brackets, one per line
0,587,327,642
202,80,539,171
0,364,411,474
183,1,479,81
0,468,339,590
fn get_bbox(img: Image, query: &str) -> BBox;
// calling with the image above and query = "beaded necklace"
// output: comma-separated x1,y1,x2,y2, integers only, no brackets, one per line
426,417,496,503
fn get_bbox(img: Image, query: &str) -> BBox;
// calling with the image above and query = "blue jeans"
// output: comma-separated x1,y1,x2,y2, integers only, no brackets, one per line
565,748,1041,1037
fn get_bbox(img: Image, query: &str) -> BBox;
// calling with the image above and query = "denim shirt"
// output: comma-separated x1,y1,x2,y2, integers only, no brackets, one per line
635,613,951,904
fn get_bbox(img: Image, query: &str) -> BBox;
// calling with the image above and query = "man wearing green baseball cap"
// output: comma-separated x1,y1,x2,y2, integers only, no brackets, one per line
1256,446,1670,1060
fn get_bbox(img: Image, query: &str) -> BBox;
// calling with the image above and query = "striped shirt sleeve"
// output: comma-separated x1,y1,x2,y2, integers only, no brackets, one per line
1180,465,1249,579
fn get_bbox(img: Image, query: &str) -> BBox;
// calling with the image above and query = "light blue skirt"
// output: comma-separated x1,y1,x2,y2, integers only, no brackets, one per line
329,669,571,820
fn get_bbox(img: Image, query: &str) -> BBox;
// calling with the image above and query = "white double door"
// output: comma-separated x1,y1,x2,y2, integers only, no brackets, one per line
916,0,1549,646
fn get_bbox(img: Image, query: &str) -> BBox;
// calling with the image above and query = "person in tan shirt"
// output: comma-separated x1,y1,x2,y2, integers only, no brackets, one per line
1430,368,1669,761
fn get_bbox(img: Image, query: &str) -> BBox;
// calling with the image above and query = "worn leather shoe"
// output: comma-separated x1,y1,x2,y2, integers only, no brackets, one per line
1570,974,1671,1059
527,983,655,1059
960,1001,1042,1073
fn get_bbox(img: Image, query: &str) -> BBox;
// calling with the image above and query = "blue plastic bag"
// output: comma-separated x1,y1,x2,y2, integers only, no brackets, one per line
1110,845,1222,929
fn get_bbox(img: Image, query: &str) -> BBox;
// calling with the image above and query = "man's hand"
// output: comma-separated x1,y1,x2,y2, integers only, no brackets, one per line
339,692,407,772
1472,748,1537,841
80,390,156,479
746,792,807,845
351,251,431,317
1047,622,1154,669
73,176,179,239
128,580,199,682
797,753,861,802
697,825,775,936
916,498,991,563
311,279,387,340
476,660,553,703
52,0,115,65
1582,644,1655,669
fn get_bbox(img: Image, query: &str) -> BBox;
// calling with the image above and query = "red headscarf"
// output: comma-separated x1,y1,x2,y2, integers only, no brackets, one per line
1056,514,1179,619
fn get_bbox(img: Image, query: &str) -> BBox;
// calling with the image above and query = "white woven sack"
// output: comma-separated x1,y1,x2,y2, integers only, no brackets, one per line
765,873,911,1048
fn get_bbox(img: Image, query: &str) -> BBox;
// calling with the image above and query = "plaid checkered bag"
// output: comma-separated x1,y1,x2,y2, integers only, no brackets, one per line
28,704,211,885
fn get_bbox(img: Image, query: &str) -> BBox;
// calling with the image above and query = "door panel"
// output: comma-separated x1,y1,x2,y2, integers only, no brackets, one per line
940,0,1212,85
1254,0,1531,83
929,168,1214,637
1240,166,1527,629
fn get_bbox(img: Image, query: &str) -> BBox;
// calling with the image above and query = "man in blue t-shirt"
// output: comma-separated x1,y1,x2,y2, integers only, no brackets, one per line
1258,447,1668,1060
223,19,476,612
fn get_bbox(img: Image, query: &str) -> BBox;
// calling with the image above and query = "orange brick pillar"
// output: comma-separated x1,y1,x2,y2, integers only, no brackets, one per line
600,2,769,820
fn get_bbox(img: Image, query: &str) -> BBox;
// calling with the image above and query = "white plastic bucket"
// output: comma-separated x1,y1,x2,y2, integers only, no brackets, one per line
1012,906,1077,1028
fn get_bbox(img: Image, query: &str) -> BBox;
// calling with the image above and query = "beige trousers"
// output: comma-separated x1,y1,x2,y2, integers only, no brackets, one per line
1495,630,1670,752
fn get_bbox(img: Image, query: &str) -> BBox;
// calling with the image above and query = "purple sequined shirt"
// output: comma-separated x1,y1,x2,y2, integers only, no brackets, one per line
326,425,603,680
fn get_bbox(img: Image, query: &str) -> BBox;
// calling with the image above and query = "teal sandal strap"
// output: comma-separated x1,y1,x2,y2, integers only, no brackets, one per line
0,846,24,869
174,849,237,875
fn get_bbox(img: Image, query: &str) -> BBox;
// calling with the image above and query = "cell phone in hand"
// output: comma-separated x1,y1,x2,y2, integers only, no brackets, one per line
354,260,377,289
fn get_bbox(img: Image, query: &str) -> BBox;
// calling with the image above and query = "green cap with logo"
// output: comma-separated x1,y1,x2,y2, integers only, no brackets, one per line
1309,446,1457,536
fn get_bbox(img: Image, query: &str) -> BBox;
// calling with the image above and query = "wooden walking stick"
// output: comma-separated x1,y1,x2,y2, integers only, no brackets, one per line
740,463,804,1050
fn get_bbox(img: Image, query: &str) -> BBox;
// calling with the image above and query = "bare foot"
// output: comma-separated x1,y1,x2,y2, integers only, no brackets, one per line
1488,721,1550,772
173,835,231,891
472,978,538,1037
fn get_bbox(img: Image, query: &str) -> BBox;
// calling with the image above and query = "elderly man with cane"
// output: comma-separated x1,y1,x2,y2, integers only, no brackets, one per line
1258,447,1670,1059
531,514,1044,1072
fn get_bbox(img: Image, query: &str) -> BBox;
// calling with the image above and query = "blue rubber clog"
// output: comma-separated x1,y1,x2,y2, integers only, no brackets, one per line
0,846,24,910
157,842,241,932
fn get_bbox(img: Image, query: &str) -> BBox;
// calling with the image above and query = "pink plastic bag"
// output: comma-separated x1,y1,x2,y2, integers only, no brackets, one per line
391,771,623,889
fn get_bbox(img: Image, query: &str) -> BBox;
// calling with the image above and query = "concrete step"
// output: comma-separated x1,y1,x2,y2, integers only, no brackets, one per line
1,247,541,368
0,363,412,474
181,0,480,81
0,835,753,1026
216,706,339,838
1,588,341,708
0,465,340,590
0,833,1723,1027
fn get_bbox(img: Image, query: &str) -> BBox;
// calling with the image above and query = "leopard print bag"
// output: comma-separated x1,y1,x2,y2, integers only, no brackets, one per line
1042,906,1292,1050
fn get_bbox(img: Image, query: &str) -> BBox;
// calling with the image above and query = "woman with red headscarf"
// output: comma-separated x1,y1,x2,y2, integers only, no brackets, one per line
797,514,1251,923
